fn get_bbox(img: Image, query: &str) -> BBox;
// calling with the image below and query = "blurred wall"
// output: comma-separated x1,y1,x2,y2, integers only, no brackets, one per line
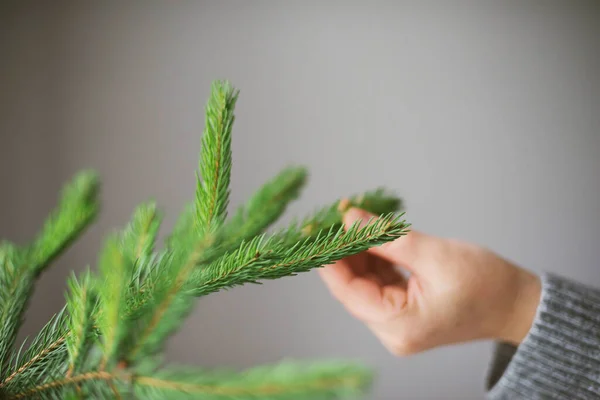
1,1,599,398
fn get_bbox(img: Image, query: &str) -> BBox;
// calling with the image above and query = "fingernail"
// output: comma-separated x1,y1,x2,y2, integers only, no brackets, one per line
343,207,372,229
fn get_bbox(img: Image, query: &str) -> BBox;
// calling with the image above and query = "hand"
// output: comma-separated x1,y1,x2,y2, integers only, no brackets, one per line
318,208,542,356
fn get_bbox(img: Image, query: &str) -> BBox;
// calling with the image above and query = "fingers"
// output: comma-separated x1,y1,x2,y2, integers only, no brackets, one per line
318,259,408,323
345,279,407,322
373,256,406,286
318,259,356,297
343,207,426,271
317,206,424,323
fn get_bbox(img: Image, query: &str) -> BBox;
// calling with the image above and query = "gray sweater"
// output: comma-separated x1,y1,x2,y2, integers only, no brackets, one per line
486,273,600,399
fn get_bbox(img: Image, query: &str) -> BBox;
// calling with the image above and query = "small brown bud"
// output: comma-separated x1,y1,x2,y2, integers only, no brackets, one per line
337,198,351,213
301,223,314,236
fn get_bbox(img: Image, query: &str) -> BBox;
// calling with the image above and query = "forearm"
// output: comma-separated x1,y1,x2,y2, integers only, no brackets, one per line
486,273,600,399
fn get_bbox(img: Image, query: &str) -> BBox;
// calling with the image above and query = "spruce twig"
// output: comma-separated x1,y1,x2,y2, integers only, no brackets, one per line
0,80,408,399
0,172,99,379
195,80,238,235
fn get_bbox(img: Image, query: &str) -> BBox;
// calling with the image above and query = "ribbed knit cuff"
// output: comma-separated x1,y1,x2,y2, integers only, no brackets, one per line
487,273,600,399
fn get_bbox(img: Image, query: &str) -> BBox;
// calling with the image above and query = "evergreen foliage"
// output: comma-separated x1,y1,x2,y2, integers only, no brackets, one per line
0,80,409,399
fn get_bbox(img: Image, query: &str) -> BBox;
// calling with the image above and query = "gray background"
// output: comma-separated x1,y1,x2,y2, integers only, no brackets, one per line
1,1,599,398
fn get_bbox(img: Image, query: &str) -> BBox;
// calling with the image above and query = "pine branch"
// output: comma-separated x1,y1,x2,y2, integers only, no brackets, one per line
96,236,133,369
118,202,165,321
122,202,162,290
3,203,164,390
1,308,69,392
5,370,116,400
127,78,241,363
0,79,409,400
123,202,162,267
134,361,372,400
289,188,403,239
0,244,35,377
0,171,99,377
5,359,371,399
195,80,238,235
160,190,404,306
125,252,166,320
27,170,100,274
189,213,409,297
183,187,403,295
65,271,97,377
186,235,275,296
125,234,215,365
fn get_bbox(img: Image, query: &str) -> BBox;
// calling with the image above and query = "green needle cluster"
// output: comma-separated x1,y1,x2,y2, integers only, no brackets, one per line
0,80,409,399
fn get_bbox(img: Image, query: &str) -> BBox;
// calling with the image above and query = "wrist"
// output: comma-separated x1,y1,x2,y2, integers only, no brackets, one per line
498,270,542,345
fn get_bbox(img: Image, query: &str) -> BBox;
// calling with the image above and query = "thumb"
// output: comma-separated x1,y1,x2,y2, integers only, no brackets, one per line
342,207,378,230
343,207,423,270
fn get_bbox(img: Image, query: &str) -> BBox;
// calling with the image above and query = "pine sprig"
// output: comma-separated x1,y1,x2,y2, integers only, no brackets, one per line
195,80,239,235
133,191,406,314
0,80,409,400
290,188,402,239
123,79,241,361
134,361,373,400
5,370,117,400
27,170,100,274
186,235,275,296
0,244,35,377
1,308,69,392
123,202,162,268
123,202,163,292
5,361,371,400
96,236,133,369
125,252,168,320
271,213,407,271
189,213,408,297
65,271,97,377
0,171,99,378
125,235,214,365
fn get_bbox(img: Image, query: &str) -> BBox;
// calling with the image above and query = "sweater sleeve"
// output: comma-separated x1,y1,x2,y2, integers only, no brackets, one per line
486,273,600,399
